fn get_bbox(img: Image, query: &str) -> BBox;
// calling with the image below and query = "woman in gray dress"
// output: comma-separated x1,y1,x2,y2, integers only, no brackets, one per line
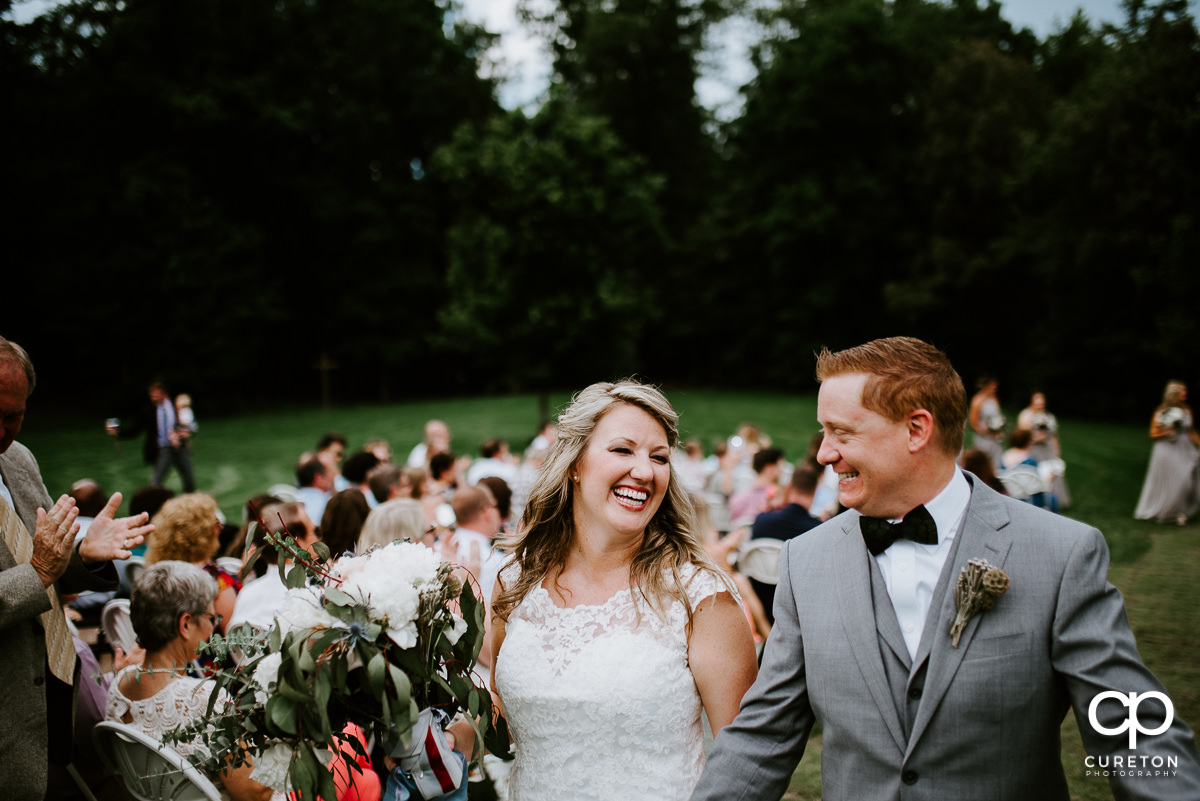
1134,381,1200,524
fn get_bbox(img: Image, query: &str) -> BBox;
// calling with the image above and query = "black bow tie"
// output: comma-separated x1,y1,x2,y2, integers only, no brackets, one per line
860,504,938,556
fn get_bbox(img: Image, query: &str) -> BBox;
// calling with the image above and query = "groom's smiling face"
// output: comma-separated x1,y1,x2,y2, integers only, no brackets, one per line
816,373,916,520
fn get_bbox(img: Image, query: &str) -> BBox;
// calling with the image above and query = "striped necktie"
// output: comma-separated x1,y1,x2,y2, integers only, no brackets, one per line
0,495,76,683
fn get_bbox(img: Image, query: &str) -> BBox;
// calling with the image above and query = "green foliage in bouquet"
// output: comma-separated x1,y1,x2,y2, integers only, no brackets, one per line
169,529,511,799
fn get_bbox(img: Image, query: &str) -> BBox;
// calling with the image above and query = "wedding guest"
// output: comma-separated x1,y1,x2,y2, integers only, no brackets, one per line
107,561,277,800
1134,380,1200,525
968,375,1004,471
295,455,334,527
691,336,1200,801
727,448,784,526
1001,428,1049,509
466,438,519,486
145,493,240,635
748,463,822,623
359,498,428,551
477,475,514,532
672,438,710,495
491,380,757,800
362,437,393,464
228,503,318,630
1016,391,1071,507
406,419,451,469
960,448,1006,495
319,489,371,558
108,381,197,492
316,431,348,490
366,463,404,505
0,337,151,799
341,451,381,509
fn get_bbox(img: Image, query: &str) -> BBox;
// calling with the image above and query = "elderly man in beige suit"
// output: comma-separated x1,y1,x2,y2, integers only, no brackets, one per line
0,336,153,798
692,337,1200,801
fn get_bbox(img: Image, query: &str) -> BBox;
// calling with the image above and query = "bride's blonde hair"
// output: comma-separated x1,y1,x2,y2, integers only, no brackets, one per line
492,380,727,626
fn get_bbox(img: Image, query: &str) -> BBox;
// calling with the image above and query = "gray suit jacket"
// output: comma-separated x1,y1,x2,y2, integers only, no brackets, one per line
693,474,1200,801
0,442,117,798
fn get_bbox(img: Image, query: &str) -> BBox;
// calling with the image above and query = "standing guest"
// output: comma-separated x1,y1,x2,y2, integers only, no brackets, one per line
319,489,371,558
0,335,153,799
967,375,1005,472
691,336,1200,801
1016,391,1071,508
145,493,240,636
174,393,197,437
1134,380,1200,525
466,437,519,486
362,437,393,464
108,381,197,492
672,438,710,495
747,463,822,623
295,454,335,525
407,419,452,469
529,420,558,452
228,502,318,630
509,445,547,526
491,380,757,800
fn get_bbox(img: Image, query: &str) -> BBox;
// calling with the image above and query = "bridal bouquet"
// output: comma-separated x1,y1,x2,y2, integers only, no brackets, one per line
170,530,508,800
1157,407,1187,430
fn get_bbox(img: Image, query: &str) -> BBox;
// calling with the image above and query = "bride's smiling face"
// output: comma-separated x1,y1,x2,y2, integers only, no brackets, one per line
571,403,671,541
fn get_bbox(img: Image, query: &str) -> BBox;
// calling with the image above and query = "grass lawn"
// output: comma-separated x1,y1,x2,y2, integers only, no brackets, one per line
16,390,1200,798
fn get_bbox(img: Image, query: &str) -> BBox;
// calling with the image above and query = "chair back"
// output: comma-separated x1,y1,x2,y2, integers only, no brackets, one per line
737,538,785,585
93,721,221,801
101,598,137,653
999,465,1049,500
125,555,147,591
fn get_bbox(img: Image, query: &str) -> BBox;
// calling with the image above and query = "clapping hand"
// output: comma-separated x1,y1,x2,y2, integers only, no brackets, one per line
79,491,154,564
31,495,81,587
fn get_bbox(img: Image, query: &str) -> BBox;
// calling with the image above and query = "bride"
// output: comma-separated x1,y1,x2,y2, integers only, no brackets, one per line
490,380,758,800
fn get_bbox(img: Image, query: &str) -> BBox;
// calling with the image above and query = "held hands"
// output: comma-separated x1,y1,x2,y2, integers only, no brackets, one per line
31,495,81,587
78,491,154,564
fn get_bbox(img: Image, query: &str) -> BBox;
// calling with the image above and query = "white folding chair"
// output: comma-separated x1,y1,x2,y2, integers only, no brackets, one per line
93,721,221,801
999,465,1049,501
736,538,785,585
101,598,137,653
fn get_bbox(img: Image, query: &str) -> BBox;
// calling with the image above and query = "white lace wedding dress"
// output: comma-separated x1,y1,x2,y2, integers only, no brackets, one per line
494,561,733,801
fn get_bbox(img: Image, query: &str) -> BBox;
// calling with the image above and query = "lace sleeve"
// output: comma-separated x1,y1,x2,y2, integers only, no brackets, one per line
681,562,740,608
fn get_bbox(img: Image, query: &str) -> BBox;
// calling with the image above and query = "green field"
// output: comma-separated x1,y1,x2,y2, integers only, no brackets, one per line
17,391,1198,799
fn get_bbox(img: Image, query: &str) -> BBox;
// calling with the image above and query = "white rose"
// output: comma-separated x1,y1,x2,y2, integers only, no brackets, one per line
277,587,343,639
251,742,293,792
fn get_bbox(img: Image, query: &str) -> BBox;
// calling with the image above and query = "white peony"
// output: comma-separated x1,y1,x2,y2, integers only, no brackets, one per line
251,652,282,705
338,541,442,648
277,587,343,639
251,742,294,792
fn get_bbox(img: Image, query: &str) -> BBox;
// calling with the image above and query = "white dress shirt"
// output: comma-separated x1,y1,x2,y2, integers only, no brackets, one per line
873,468,972,660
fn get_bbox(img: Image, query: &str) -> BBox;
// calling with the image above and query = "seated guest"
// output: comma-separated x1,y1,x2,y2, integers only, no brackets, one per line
319,489,371,558
748,464,822,623
145,493,240,636
341,451,381,509
466,438,518,486
228,502,318,630
366,463,404,505
295,455,334,526
961,448,1007,495
359,498,428,551
727,447,785,526
106,561,278,800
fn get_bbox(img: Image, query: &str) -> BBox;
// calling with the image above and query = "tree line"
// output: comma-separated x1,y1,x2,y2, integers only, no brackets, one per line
2,0,1197,419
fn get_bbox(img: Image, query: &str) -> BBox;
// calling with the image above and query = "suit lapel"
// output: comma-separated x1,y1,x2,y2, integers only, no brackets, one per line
905,477,1014,753
835,512,907,753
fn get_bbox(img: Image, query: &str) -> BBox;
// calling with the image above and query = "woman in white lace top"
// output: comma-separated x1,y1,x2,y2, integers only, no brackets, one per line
489,380,759,801
105,561,276,801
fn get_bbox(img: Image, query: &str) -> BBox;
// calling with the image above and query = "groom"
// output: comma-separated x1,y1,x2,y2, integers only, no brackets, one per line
692,337,1200,800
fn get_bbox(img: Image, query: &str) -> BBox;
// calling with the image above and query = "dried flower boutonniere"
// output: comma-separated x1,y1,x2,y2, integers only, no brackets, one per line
949,558,1010,647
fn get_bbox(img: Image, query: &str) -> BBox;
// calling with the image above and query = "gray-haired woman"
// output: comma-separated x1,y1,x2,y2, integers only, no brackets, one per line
104,561,276,800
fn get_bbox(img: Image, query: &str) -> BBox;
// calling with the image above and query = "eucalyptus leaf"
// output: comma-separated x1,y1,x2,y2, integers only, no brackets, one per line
324,585,354,607
312,540,331,561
